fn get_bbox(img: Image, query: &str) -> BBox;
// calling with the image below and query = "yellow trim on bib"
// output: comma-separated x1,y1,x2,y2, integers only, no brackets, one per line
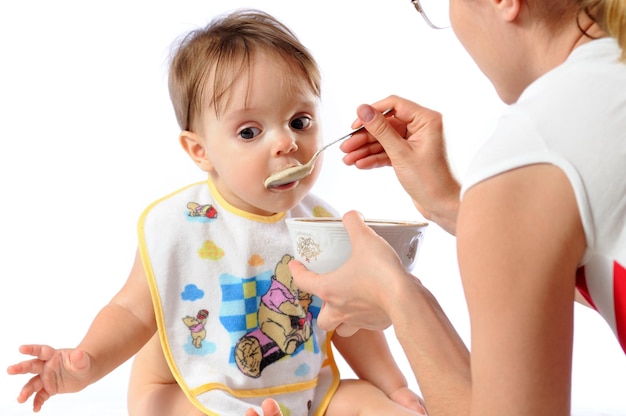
190,377,319,398
137,183,205,411
137,181,340,415
208,179,286,223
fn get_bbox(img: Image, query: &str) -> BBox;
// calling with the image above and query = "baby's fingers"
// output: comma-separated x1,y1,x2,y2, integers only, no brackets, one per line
7,358,45,376
15,374,44,404
18,374,54,412
32,388,52,412
19,344,56,360
7,345,52,376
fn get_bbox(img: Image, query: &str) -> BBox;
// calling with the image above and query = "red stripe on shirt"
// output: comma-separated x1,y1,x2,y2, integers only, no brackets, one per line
614,261,626,353
576,266,597,310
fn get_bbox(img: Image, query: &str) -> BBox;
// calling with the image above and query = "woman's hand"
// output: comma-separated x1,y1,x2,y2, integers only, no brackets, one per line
7,345,94,412
341,96,460,234
291,211,412,336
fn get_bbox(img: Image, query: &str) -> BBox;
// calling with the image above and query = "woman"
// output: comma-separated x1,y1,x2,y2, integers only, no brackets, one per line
289,1,626,415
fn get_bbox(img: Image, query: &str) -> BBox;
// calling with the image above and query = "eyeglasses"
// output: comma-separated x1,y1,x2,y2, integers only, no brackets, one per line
411,0,450,29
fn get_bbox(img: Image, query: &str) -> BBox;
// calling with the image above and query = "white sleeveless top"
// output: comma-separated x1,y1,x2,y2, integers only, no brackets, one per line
461,39,626,353
138,180,339,415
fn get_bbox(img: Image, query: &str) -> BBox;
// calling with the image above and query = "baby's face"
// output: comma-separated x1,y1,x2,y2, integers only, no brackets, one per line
194,51,323,216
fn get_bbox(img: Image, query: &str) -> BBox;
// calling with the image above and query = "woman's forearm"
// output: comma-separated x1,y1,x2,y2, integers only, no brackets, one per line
411,181,460,236
390,274,471,415
333,329,408,395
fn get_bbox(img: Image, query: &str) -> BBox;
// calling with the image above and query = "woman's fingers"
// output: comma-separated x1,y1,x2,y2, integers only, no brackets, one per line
334,323,360,337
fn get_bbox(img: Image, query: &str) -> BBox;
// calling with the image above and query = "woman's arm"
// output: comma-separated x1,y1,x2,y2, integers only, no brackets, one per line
293,164,586,415
373,165,586,416
454,164,585,415
291,211,472,412
390,277,472,415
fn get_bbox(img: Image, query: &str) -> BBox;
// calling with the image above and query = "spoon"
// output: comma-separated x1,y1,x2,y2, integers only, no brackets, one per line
264,108,393,188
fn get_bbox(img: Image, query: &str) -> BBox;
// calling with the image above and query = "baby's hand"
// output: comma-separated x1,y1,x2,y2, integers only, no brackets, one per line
245,398,283,416
388,386,428,415
7,345,93,412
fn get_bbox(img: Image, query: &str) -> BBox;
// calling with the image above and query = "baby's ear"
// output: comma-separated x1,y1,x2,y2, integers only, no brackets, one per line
180,131,214,172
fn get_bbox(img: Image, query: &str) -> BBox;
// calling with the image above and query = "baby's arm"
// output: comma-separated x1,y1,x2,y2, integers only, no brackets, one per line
7,249,156,411
332,329,424,412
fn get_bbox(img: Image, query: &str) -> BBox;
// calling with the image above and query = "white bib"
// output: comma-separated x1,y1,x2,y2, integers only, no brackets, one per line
138,180,339,415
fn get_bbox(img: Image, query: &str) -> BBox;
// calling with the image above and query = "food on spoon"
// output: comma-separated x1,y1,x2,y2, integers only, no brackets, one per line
264,165,310,188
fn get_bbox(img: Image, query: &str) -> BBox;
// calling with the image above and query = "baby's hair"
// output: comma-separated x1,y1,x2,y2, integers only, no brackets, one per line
168,9,321,132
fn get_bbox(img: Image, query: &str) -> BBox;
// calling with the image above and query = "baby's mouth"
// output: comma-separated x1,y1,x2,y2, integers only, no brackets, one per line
264,163,313,189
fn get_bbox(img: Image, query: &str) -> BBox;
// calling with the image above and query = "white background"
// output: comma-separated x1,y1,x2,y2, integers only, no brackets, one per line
1,1,625,415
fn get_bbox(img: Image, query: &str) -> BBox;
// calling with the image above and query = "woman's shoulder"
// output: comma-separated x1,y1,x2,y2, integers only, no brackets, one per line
522,38,625,102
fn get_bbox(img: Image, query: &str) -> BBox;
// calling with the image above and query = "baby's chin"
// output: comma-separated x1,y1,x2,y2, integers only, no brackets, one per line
261,185,312,214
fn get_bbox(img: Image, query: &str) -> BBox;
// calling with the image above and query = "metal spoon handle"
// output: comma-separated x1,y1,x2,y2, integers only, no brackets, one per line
309,107,394,164
322,107,393,151
307,132,350,163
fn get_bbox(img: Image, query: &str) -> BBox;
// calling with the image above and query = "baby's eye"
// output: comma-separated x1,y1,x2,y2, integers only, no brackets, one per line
290,116,312,131
238,126,261,140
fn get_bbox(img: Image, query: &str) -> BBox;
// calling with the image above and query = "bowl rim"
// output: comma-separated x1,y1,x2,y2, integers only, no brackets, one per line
286,217,429,228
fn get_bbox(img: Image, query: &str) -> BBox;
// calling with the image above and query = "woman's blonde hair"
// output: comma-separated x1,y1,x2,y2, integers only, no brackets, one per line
583,0,626,60
530,0,626,61
168,9,321,132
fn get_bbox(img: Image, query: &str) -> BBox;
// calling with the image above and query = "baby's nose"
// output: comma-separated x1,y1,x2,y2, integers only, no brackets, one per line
273,134,298,155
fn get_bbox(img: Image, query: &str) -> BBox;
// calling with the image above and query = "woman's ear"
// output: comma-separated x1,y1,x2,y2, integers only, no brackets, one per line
494,0,521,22
179,131,214,172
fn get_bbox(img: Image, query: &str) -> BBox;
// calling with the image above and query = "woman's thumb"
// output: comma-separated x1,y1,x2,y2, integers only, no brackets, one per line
289,260,318,295
356,104,378,123
342,210,373,246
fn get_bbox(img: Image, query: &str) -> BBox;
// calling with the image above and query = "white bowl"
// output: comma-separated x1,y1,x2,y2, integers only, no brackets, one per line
285,217,428,273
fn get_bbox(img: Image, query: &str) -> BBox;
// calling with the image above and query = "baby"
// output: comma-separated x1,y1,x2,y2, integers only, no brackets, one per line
8,9,426,416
